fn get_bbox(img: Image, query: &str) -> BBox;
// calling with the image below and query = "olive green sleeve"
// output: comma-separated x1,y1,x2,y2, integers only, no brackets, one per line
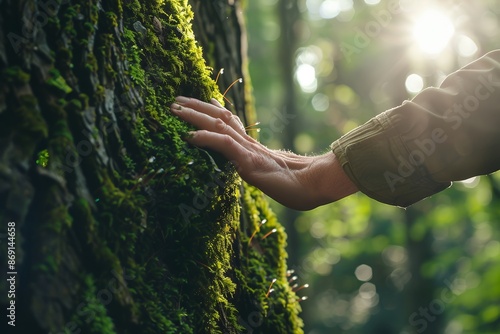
331,50,500,207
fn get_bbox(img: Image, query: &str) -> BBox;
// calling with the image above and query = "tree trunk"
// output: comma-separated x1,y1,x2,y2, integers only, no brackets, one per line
0,1,303,333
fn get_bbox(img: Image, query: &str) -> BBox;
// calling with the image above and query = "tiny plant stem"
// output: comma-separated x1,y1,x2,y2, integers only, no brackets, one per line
266,278,277,298
289,296,308,304
130,156,156,191
248,219,267,245
245,121,261,133
261,228,277,240
292,284,309,293
215,68,224,84
222,78,243,100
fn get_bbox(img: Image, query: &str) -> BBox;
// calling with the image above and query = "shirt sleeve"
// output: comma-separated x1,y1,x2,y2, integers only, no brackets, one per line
331,50,500,207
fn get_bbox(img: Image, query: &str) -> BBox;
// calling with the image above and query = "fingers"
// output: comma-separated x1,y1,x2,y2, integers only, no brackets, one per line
171,103,248,144
172,96,247,136
175,96,232,122
187,130,251,169
210,98,224,108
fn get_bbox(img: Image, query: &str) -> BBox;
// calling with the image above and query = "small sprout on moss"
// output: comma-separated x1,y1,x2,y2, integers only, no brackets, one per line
245,121,261,133
261,228,277,240
286,269,295,277
266,278,277,298
298,296,308,302
130,157,158,191
147,168,165,181
196,148,221,172
215,68,224,84
222,77,243,106
248,218,267,245
292,283,309,293
288,275,298,284
131,167,166,191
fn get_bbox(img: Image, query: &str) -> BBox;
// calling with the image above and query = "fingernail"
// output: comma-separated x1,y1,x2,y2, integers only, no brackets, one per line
182,131,196,140
211,98,223,107
170,103,182,113
175,96,190,104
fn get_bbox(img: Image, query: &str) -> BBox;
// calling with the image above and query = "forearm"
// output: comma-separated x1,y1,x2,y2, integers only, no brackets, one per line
261,150,358,210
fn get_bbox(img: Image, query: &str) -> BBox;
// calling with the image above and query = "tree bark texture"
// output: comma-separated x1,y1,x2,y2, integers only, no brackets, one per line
0,0,303,333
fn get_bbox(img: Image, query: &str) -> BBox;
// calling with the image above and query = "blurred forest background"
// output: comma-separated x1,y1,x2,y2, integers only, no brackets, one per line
245,0,500,333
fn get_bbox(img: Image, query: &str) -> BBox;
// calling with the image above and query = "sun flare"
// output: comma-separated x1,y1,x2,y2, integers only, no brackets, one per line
413,10,455,55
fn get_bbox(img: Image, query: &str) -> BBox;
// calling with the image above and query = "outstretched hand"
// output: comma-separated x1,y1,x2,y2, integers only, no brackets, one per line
170,96,358,210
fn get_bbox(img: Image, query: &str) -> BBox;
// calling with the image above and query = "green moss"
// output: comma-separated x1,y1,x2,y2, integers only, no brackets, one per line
67,98,82,111
35,149,50,167
46,68,72,94
105,11,118,27
1,66,30,84
69,275,117,334
15,95,48,155
234,184,304,333
85,53,98,72
79,93,90,109
84,21,95,33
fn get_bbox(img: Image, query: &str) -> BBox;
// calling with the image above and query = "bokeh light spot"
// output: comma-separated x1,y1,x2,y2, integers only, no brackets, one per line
457,35,478,58
296,63,318,93
311,93,330,111
294,132,315,153
355,264,373,281
405,73,424,94
320,0,341,19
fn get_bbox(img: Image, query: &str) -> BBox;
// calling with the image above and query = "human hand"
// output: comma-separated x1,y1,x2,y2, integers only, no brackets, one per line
170,96,357,210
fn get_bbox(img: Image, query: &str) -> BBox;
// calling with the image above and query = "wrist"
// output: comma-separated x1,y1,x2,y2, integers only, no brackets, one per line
302,152,358,208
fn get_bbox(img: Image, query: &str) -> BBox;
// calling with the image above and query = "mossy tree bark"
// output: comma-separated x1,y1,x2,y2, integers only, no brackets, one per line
0,0,303,333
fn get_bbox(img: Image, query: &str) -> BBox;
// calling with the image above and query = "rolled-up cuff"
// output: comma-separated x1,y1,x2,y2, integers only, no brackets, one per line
331,111,451,207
